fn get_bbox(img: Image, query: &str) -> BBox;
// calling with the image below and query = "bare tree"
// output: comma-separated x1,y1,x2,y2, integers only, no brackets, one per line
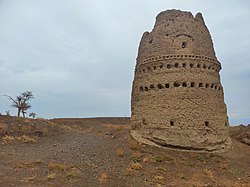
4,91,34,117
29,112,37,119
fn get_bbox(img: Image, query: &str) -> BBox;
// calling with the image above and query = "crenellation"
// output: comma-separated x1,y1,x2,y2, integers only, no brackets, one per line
131,9,230,152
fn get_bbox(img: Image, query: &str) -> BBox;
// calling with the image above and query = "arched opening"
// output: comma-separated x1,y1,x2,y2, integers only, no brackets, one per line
175,63,179,68
191,82,195,87
165,83,170,88
170,121,174,126
199,83,203,87
139,86,143,91
167,64,171,69
190,64,194,68
145,87,149,91
182,63,186,68
205,121,209,127
205,83,209,88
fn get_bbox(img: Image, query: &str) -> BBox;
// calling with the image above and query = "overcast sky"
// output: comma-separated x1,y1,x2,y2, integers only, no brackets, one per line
0,0,249,125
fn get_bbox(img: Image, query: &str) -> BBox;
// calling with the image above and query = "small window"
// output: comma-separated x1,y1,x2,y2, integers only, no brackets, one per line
182,82,187,87
170,121,174,126
182,42,187,48
139,86,143,91
215,85,217,89
203,64,207,69
150,84,155,89
211,84,214,88
225,122,228,126
142,69,145,73
149,39,153,44
175,63,179,68
157,84,163,89
167,64,171,69
165,83,170,88
205,83,209,88
197,64,201,68
182,63,186,68
199,83,203,87
153,66,156,70
147,67,151,71
205,121,209,127
160,64,163,69
190,64,194,68
145,87,149,91
174,82,180,87
191,82,195,87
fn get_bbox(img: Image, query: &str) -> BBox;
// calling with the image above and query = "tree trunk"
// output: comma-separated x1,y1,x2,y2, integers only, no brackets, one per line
17,109,21,117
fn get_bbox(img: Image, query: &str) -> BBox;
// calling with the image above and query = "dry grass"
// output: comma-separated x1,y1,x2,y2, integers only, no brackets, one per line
99,173,108,184
131,150,142,162
203,169,214,179
123,167,134,176
16,135,37,143
16,160,43,169
21,174,37,182
128,138,140,150
2,135,15,142
104,123,128,131
124,162,143,176
116,148,125,157
154,175,165,180
47,172,56,180
130,162,142,170
48,163,68,172
66,167,81,179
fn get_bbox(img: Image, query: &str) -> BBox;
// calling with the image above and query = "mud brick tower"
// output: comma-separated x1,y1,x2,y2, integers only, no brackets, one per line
131,10,231,152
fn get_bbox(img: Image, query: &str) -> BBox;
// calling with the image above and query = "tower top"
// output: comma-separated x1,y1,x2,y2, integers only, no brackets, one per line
137,9,217,65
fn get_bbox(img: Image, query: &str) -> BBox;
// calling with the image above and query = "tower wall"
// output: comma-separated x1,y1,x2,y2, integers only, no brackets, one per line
131,10,231,152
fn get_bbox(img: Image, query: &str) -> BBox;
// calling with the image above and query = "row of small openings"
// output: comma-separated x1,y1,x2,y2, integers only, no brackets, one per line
139,82,221,91
170,121,227,127
138,62,219,74
143,54,217,63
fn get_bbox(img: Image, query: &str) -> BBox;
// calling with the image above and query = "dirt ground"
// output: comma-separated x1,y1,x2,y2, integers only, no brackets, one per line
0,116,249,187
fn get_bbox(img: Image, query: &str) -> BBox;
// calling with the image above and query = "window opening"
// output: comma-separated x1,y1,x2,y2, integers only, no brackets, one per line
165,83,170,88
182,42,187,48
182,82,187,87
157,84,163,89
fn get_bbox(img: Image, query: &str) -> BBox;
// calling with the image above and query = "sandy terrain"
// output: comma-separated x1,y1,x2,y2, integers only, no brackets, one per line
0,116,249,186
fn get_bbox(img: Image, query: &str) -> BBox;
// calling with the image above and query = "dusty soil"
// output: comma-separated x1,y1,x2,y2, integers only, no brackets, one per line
0,116,249,187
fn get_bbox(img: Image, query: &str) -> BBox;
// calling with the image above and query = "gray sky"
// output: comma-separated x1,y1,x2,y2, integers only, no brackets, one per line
0,0,249,125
